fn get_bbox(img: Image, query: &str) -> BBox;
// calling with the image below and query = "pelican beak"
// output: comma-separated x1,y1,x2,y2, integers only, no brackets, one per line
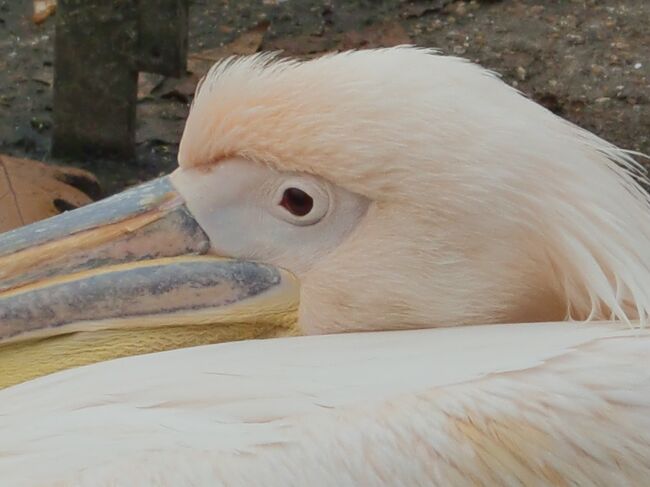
0,176,299,389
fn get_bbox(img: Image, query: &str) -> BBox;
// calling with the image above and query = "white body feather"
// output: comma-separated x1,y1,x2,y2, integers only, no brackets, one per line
2,322,649,486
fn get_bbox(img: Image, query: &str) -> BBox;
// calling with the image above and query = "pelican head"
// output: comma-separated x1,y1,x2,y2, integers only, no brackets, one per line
1,47,649,386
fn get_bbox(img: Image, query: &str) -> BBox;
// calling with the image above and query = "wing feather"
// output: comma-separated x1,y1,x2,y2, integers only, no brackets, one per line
1,322,648,486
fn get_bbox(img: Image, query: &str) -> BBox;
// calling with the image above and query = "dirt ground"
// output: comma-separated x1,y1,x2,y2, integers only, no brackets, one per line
0,0,648,195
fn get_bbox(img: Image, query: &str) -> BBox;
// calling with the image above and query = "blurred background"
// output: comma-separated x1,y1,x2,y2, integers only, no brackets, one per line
0,0,648,199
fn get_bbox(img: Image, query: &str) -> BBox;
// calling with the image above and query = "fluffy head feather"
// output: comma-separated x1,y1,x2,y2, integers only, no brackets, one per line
179,46,650,332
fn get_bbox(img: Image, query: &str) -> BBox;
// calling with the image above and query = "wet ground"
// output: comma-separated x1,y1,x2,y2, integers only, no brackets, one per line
0,0,648,195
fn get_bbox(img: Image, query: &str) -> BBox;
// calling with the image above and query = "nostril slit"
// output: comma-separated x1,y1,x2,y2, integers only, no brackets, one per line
53,199,79,213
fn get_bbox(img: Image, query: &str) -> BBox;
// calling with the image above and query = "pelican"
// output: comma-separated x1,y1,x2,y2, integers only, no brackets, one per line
1,47,649,485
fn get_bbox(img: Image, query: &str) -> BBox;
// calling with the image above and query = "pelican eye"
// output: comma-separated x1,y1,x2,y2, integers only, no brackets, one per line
280,187,314,217
273,178,329,226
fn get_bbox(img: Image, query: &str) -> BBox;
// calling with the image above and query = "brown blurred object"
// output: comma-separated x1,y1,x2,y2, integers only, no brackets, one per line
186,20,269,85
0,155,101,233
339,21,411,50
138,20,270,103
190,20,269,66
33,0,56,25
262,20,410,58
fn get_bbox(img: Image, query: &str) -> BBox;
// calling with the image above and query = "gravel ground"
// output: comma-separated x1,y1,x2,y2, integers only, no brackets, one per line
0,0,648,194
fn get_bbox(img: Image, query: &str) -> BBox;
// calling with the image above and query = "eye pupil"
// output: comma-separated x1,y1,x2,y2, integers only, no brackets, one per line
280,187,314,217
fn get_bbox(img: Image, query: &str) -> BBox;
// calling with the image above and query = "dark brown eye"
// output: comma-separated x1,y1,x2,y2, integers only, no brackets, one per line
280,187,314,217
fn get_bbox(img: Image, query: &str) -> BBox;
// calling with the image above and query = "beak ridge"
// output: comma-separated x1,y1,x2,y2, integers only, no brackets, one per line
0,177,210,292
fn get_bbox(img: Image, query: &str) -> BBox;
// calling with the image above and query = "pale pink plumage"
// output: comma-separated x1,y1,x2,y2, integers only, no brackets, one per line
181,47,650,331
